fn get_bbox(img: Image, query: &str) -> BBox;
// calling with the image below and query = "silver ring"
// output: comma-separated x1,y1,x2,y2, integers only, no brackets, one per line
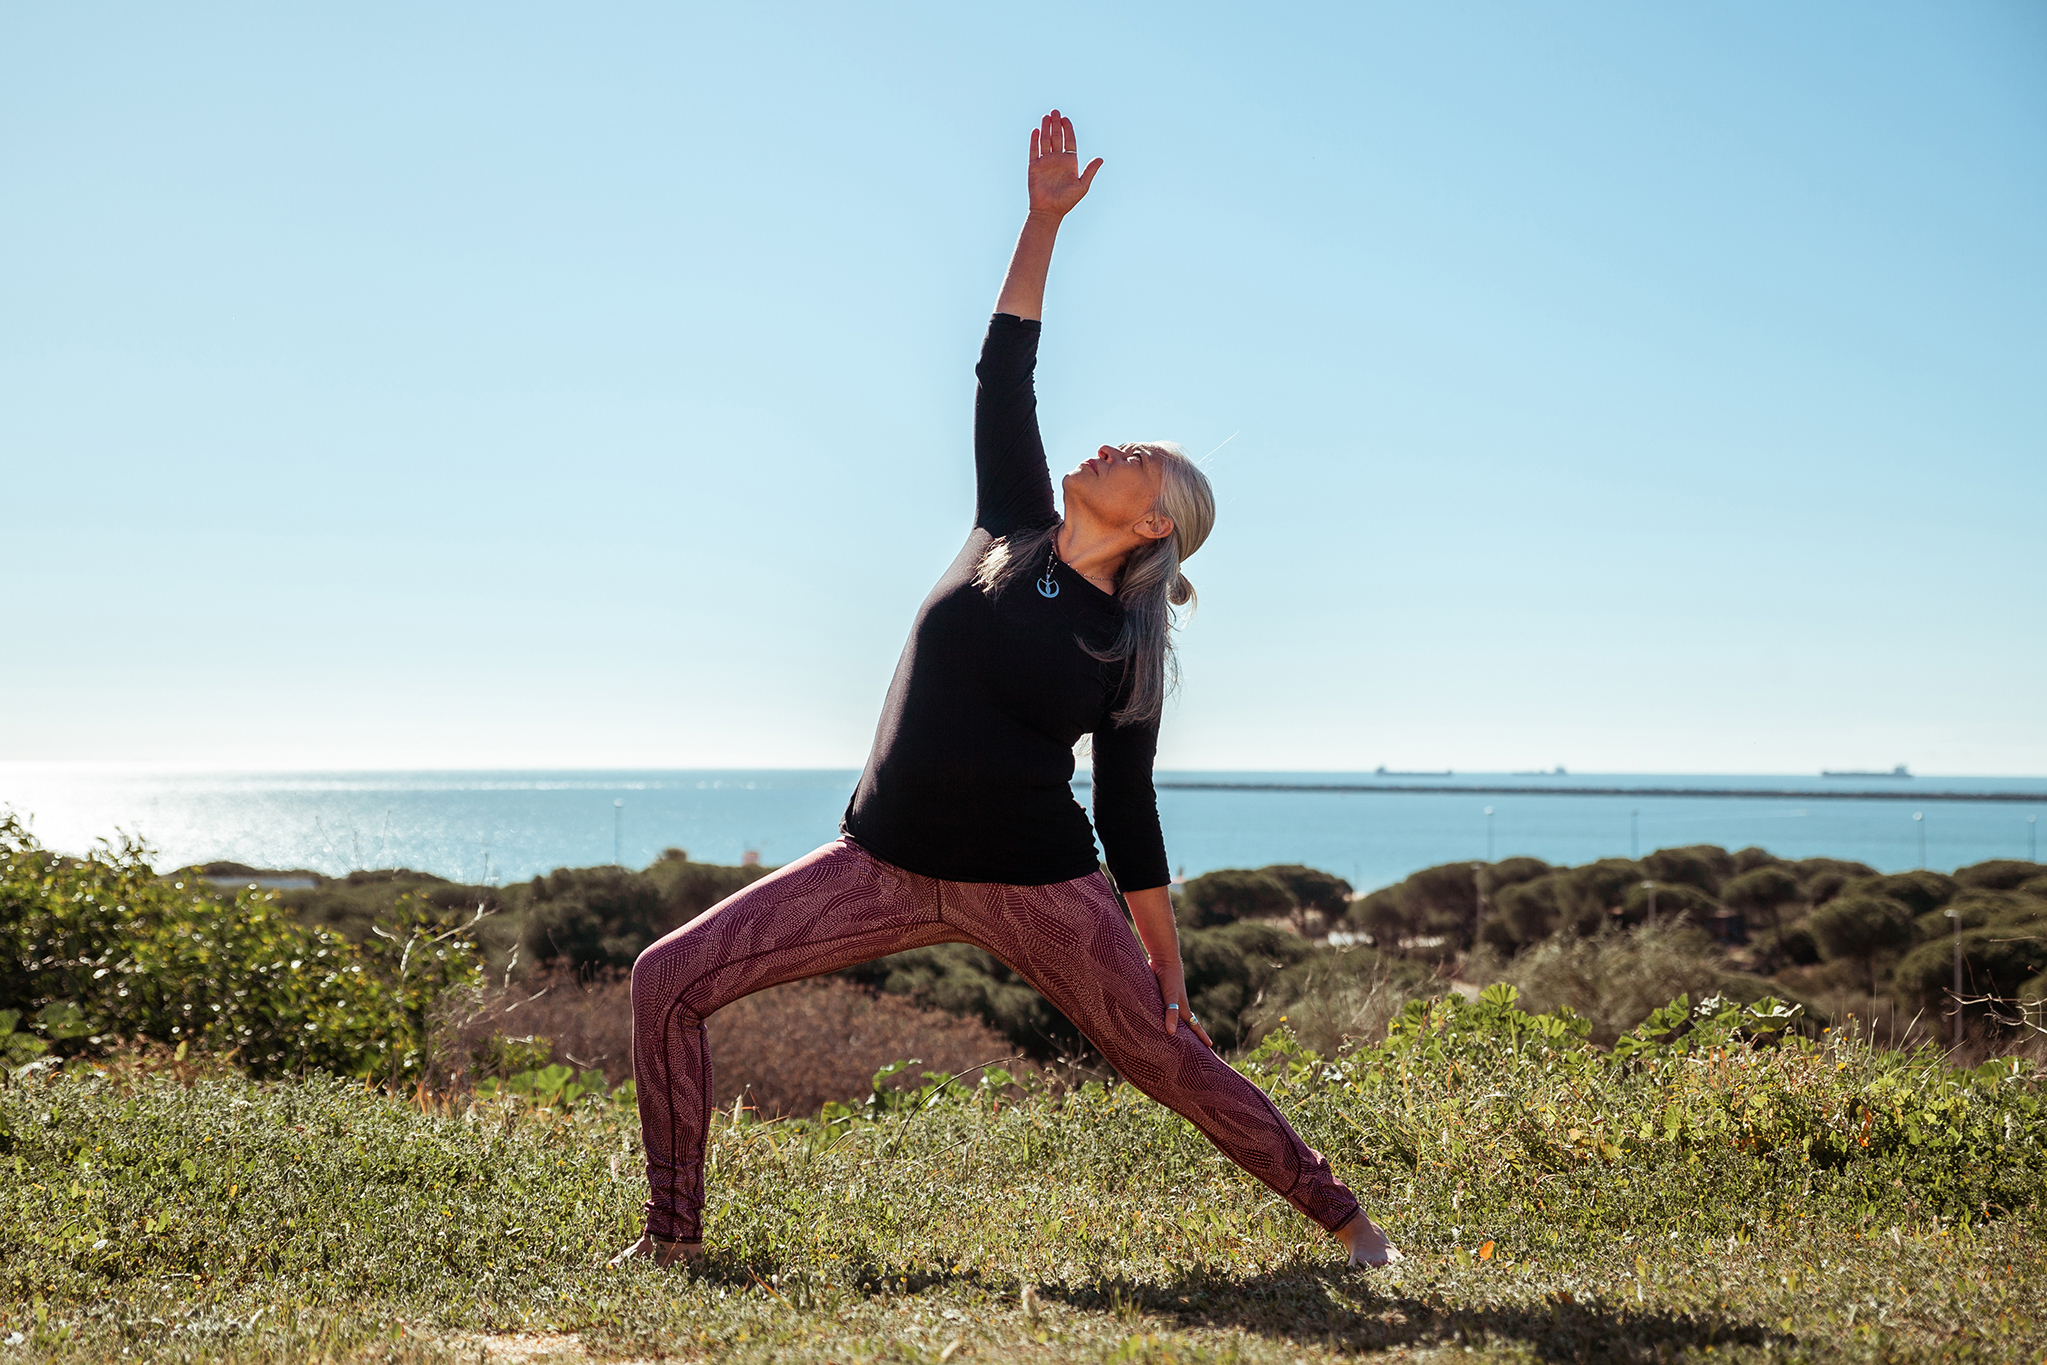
1166,1002,1179,1010
1187,1014,1200,1024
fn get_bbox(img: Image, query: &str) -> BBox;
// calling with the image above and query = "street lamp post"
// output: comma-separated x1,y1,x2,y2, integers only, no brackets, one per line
1484,806,1495,862
1468,862,1487,956
614,798,626,868
1913,811,1925,870
1945,906,1962,1050
1640,879,1658,927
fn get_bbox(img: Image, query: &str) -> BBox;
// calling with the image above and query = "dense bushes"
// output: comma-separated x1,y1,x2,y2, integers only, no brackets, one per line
0,817,478,1080
1354,843,2046,1040
522,854,772,973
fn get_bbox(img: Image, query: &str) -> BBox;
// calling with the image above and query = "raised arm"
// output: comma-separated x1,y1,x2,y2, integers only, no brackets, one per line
993,110,1103,321
975,110,1104,536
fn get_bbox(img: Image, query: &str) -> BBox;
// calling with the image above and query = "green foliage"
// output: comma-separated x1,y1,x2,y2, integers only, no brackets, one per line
0,816,480,1081
519,857,774,974
1895,925,2047,1016
1792,856,1879,907
1257,864,1352,916
1954,860,2044,892
1497,923,1814,1046
1431,859,1630,954
0,987,2042,1363
1843,870,1958,917
1730,845,1787,874
1618,880,1720,926
838,942,1080,1057
473,1061,633,1113
1720,864,1801,915
522,866,666,971
1808,892,1918,993
1173,868,1293,930
1640,844,1736,896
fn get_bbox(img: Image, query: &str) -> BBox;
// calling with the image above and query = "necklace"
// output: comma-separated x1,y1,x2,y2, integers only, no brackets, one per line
1040,540,1117,598
1036,542,1061,598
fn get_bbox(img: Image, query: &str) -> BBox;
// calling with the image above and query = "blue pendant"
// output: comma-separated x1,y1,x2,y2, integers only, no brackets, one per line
1037,574,1060,599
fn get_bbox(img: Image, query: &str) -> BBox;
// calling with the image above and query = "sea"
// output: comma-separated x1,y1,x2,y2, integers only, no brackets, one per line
3,767,2042,893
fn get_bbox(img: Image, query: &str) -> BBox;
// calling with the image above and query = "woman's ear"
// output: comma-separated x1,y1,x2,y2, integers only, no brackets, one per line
1134,512,1175,543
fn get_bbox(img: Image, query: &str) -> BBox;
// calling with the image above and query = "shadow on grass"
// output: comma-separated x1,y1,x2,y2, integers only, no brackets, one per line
1043,1266,1791,1362
674,1254,1791,1363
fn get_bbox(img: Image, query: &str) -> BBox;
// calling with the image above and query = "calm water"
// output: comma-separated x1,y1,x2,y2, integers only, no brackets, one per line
2,768,2041,892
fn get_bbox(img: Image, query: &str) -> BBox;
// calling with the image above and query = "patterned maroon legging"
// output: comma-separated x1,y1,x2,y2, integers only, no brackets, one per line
630,837,1362,1242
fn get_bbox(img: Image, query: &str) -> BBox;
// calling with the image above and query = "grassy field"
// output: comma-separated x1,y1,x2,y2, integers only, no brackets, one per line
4,991,2043,1365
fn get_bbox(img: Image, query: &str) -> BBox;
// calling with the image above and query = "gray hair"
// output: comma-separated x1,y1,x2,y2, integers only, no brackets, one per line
974,441,1216,727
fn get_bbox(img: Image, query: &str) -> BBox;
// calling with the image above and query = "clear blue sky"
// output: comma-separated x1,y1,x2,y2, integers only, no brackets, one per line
4,3,2042,774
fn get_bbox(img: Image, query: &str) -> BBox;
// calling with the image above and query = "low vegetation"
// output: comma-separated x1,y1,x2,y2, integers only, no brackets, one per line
6,816,2047,1359
2,987,2041,1362
1346,845,2047,1050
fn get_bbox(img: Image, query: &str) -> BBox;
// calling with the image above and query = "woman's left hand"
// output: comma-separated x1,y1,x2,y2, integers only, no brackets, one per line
1149,955,1214,1049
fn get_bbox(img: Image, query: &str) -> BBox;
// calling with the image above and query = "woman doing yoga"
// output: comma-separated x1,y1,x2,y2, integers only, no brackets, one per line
612,110,1402,1271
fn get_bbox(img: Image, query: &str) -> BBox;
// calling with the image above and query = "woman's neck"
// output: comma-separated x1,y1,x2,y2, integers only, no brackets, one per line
1055,516,1134,592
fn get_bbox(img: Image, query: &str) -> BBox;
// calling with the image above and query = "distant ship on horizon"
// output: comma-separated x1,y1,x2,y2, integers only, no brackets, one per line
1820,764,1912,779
1374,765,1454,777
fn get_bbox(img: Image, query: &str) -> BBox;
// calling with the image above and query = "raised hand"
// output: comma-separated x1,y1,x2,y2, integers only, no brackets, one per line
1027,109,1104,218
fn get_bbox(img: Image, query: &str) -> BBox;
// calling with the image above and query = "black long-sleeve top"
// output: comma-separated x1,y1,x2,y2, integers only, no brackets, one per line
840,313,1170,890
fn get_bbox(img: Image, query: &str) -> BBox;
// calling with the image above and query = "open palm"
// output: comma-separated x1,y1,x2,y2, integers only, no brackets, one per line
1028,109,1103,217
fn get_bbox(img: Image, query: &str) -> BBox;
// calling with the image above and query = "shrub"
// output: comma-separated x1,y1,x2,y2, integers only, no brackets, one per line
1235,948,1435,1055
1619,880,1720,928
1953,860,2043,892
1721,865,1804,956
1809,893,1918,994
1730,845,1787,874
838,943,1081,1058
521,867,667,972
430,971,1024,1118
1484,876,1566,951
1177,922,1316,1052
1895,926,2047,1018
1174,868,1293,930
1641,844,1736,896
1842,870,1958,917
1257,863,1352,933
1346,886,1410,946
1548,859,1648,932
1792,857,1878,907
1721,864,1801,916
1494,923,1793,1045
0,817,478,1081
1915,890,2047,938
1773,923,1822,966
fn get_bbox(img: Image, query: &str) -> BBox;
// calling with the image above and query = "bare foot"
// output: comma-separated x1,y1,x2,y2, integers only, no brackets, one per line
1340,1214,1404,1268
606,1232,700,1269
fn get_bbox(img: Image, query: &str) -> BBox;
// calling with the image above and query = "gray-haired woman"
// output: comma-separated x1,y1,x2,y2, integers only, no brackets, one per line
612,109,1402,1271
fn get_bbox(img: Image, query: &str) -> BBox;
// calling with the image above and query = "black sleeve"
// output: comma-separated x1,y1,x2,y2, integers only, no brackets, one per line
1091,707,1170,893
973,313,1056,537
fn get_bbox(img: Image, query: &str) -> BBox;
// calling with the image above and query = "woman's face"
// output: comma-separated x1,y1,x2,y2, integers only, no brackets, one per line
1062,443,1167,532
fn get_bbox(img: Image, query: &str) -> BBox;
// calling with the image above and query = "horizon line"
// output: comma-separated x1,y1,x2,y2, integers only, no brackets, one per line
4,760,2044,782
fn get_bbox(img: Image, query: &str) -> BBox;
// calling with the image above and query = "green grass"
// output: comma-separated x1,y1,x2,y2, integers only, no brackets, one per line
3,995,2044,1364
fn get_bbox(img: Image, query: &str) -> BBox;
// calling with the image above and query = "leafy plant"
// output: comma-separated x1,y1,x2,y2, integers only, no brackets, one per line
0,816,482,1081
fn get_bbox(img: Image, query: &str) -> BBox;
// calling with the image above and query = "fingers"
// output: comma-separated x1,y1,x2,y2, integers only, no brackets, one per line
1162,1008,1176,1035
1192,1019,1214,1048
1030,126,1040,161
1061,114,1076,157
1078,157,1103,193
1041,111,1056,156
